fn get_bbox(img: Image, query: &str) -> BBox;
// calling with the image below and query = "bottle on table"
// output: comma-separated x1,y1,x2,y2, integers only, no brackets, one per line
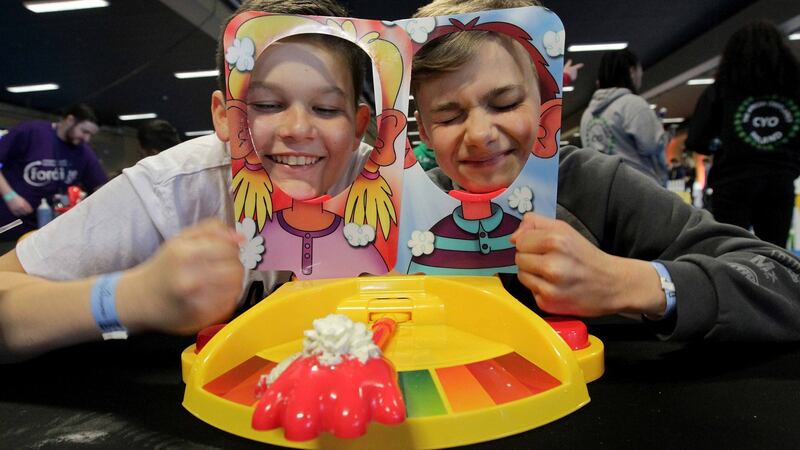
36,198,53,228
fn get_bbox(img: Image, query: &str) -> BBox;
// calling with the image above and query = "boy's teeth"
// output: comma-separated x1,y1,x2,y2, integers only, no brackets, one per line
271,155,319,166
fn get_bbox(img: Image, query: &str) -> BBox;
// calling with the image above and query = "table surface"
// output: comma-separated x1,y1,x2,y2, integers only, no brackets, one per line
3,321,800,450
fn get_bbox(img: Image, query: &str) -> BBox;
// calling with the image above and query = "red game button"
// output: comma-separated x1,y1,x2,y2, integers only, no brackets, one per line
195,323,227,353
544,317,590,350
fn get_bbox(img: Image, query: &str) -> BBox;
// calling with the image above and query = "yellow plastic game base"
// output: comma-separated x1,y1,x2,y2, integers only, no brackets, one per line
182,275,604,449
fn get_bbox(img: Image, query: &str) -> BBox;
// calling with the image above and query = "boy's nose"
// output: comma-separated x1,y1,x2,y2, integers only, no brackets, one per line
278,106,315,141
463,110,498,150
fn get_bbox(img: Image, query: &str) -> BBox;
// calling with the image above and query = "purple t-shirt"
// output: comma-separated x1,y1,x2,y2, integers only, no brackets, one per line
0,120,108,237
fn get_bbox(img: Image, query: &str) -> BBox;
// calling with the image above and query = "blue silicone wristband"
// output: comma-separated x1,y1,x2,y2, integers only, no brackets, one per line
650,261,677,319
3,191,18,202
90,272,128,340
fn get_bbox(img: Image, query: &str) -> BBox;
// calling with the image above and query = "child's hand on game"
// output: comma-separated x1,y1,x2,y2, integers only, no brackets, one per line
131,219,245,334
510,213,664,317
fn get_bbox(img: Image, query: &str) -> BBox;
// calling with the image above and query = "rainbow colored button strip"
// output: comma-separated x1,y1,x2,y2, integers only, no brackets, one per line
204,352,561,416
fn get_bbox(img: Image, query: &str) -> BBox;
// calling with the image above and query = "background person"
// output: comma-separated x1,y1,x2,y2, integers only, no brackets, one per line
685,20,800,247
580,49,668,185
137,119,181,157
0,104,108,243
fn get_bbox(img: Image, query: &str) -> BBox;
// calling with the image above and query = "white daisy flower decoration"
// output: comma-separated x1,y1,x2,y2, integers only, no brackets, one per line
236,217,264,270
508,186,534,214
407,230,435,257
343,222,376,247
404,17,436,44
543,30,565,57
225,37,255,72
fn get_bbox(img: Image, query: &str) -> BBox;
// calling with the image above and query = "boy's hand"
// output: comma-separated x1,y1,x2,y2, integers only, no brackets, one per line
510,213,664,317
122,219,245,335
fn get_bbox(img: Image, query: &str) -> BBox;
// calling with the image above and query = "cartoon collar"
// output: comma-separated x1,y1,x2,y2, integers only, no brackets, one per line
452,203,504,234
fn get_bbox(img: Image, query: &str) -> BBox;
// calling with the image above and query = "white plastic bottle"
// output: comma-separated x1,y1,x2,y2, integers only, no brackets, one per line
36,198,53,228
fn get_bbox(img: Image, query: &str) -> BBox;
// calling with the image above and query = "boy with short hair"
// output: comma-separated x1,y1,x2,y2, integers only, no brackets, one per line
0,0,373,361
411,0,800,340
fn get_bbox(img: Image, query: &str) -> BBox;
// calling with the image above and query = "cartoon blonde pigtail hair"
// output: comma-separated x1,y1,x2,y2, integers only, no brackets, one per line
345,162,396,240
344,106,407,240
232,165,273,231
342,27,407,241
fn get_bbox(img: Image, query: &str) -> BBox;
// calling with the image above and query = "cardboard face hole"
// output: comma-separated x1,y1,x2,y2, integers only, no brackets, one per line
411,30,545,194
246,34,375,201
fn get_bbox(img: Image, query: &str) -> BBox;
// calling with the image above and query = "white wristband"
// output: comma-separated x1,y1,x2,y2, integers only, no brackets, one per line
647,261,677,320
90,272,129,340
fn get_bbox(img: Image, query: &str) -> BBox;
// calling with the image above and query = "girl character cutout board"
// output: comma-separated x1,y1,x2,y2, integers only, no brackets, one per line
222,13,412,279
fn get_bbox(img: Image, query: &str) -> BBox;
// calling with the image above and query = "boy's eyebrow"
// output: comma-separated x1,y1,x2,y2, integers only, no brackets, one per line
485,84,525,100
247,81,348,98
428,85,526,113
317,86,348,98
247,81,281,95
430,101,461,114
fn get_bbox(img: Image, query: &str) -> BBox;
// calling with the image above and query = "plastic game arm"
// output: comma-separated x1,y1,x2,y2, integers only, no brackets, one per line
370,317,397,349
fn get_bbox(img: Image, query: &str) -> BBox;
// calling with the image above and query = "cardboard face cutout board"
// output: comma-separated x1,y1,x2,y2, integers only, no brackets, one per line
224,13,411,280
395,7,564,275
223,6,563,280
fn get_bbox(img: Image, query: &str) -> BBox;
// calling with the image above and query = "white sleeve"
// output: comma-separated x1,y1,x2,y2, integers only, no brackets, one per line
16,173,164,280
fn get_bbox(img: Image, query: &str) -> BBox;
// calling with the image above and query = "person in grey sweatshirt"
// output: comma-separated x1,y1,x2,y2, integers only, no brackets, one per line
580,49,668,186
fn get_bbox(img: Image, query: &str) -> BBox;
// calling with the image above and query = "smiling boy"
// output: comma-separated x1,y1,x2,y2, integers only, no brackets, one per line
413,0,800,340
239,36,370,201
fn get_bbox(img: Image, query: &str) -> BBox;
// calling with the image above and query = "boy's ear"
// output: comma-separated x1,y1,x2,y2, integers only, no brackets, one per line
211,90,230,142
414,110,432,147
354,103,371,142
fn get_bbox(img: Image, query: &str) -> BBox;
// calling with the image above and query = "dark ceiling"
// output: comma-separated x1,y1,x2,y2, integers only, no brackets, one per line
1,0,219,136
2,0,800,144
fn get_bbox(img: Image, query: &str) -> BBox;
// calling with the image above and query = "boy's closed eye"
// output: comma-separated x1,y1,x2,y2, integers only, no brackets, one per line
248,101,284,113
491,98,523,112
429,102,464,125
312,105,344,116
433,111,464,125
489,86,525,112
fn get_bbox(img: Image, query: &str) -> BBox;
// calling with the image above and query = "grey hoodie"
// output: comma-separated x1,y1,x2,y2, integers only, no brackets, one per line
580,87,668,185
